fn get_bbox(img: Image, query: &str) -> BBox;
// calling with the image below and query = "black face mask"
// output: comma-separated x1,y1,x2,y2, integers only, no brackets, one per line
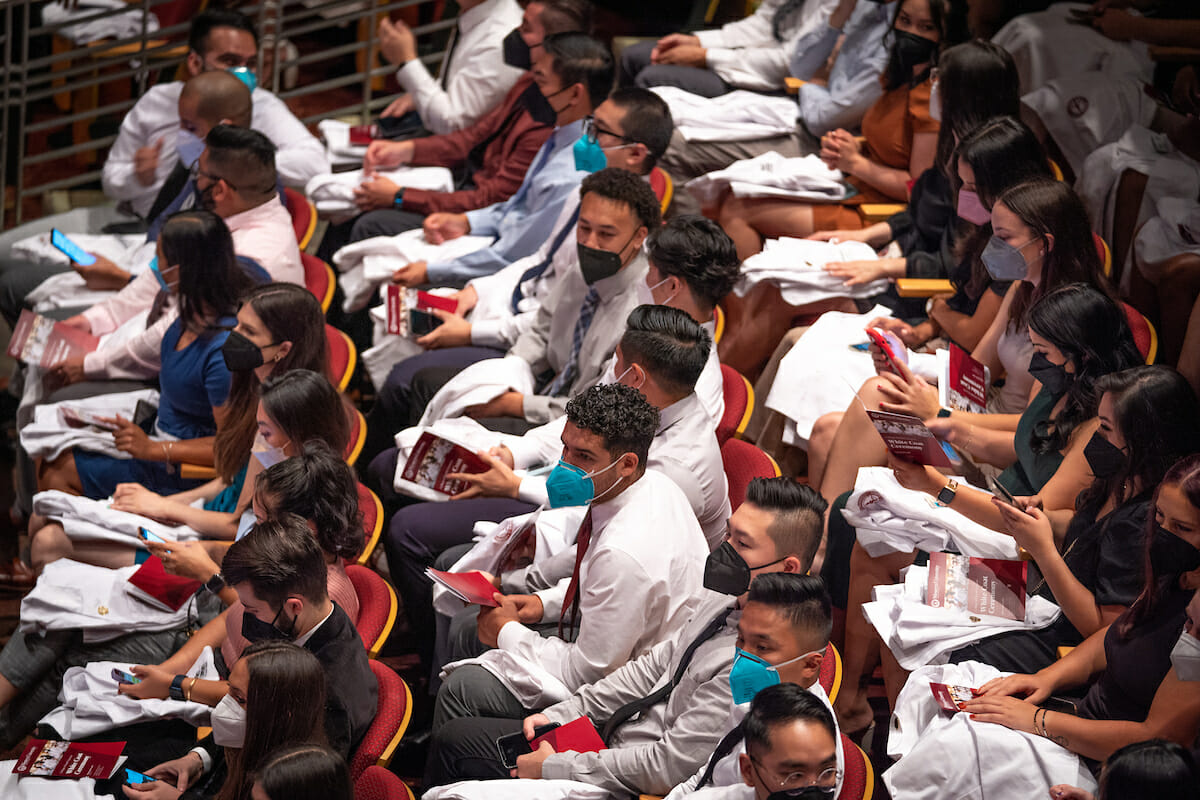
193,179,216,211
222,330,266,372
241,603,297,643
766,788,835,800
1083,432,1127,480
502,28,532,70
1150,525,1200,578
521,81,558,126
891,29,938,77
578,230,637,284
1028,351,1072,396
703,541,787,596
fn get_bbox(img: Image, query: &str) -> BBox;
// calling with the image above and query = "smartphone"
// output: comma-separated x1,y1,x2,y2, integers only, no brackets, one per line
409,308,443,336
939,439,961,465
988,476,1021,509
496,724,560,769
112,668,142,685
124,768,156,785
864,327,907,374
50,228,96,266
138,527,167,545
848,342,871,352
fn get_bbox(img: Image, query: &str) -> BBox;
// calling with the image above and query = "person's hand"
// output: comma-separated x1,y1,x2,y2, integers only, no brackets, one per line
993,501,1055,560
508,593,545,624
102,415,156,460
1092,7,1142,41
381,93,415,119
447,449,522,500
825,259,887,287
353,175,402,211
378,17,418,65
73,254,131,291
122,779,181,800
391,261,428,287
465,391,523,420
654,44,707,67
415,309,472,349
867,316,916,347
1049,785,1095,800
47,355,87,388
962,694,1037,733
424,212,470,244
146,539,219,582
819,129,865,174
887,453,945,497
875,363,940,420
808,228,871,243
477,593,522,647
976,672,1054,704
523,712,553,740
146,752,203,792
512,740,555,779
59,314,92,332
116,663,175,700
134,137,164,187
650,32,700,62
363,140,411,174
111,483,176,522
452,284,479,315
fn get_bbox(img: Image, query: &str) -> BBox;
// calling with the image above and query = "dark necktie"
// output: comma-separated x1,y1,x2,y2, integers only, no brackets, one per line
696,721,747,789
511,204,581,313
599,606,735,744
557,510,593,638
438,27,460,89
546,286,600,396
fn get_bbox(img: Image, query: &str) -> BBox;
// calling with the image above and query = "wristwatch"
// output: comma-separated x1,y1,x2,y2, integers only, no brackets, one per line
203,573,226,594
392,187,406,209
169,673,188,702
937,407,952,418
937,479,959,507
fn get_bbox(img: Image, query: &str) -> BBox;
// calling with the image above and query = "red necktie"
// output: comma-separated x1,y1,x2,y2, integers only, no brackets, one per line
558,509,593,637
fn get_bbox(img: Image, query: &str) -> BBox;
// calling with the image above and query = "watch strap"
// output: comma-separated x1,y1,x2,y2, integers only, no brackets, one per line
937,479,959,506
392,187,406,208
204,573,226,594
169,673,188,702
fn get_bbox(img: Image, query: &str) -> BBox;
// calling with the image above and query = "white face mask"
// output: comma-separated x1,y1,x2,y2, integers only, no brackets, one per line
176,129,205,169
210,693,247,747
1171,630,1200,682
251,432,291,469
639,275,678,308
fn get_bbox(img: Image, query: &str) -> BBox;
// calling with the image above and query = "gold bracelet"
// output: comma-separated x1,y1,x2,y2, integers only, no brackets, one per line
184,676,198,702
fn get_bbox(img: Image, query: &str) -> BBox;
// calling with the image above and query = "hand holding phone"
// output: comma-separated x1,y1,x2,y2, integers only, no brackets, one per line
865,327,908,375
124,768,156,785
50,229,97,266
496,724,560,769
138,527,167,545
987,476,1022,509
112,668,142,685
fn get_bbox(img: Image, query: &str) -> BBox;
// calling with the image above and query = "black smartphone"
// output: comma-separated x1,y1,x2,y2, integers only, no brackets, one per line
409,309,443,336
496,724,560,769
133,399,157,430
988,476,1021,509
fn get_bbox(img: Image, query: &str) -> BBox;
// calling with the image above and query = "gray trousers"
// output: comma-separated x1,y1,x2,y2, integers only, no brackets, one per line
620,39,732,98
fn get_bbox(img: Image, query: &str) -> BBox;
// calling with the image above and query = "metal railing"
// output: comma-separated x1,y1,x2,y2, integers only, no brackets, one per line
1,0,454,225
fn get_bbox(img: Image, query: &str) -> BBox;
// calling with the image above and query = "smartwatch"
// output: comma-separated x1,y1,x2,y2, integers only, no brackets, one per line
169,673,188,702
392,187,406,209
203,573,226,594
937,407,952,418
937,479,959,507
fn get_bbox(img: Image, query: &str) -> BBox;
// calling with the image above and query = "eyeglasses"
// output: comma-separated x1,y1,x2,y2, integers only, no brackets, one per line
583,116,633,146
750,757,840,796
190,162,237,192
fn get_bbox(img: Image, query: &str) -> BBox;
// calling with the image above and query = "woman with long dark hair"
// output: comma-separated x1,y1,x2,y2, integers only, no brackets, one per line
251,745,352,800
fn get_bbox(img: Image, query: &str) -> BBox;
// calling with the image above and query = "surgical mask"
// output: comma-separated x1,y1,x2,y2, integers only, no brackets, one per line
982,236,1037,281
703,541,788,596
574,134,607,173
1028,351,1072,396
228,66,257,92
544,457,625,509
1150,525,1200,578
956,189,990,226
210,693,247,747
578,231,636,285
149,256,170,292
1170,630,1200,681
929,80,941,121
176,129,205,169
252,434,291,469
729,647,821,705
502,28,532,70
1083,432,1126,480
241,602,298,643
222,330,268,372
890,29,938,77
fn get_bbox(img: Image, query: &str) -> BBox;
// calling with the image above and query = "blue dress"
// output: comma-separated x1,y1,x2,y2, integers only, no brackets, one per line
75,316,235,499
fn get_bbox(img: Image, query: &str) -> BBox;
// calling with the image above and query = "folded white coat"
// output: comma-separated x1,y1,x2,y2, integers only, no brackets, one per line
304,166,455,223
33,490,200,547
389,418,509,501
42,0,160,43
762,304,892,446
842,466,1022,559
884,661,1097,799
415,354,536,428
19,559,194,643
423,780,608,800
332,229,492,313
1135,194,1200,266
20,388,161,462
650,87,798,142
735,236,888,306
686,152,847,208
317,120,369,167
862,565,1060,670
40,647,217,739
0,766,99,800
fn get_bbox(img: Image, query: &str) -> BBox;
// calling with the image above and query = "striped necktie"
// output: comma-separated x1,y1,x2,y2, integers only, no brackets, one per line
546,286,600,396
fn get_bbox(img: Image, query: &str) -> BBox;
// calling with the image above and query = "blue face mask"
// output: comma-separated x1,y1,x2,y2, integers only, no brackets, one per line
728,647,821,705
982,236,1039,282
149,256,170,292
544,457,624,509
229,66,257,92
573,134,607,173
176,129,205,169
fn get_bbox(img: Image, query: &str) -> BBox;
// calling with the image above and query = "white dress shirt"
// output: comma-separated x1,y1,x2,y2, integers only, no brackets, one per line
495,469,710,694
102,83,329,217
394,0,524,134
695,0,838,92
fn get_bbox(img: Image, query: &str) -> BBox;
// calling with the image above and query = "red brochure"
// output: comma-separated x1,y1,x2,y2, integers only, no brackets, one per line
866,410,955,468
944,343,988,412
13,739,126,779
930,682,979,712
7,309,99,368
395,431,490,500
532,717,607,754
926,552,1027,621
128,556,202,611
425,568,500,607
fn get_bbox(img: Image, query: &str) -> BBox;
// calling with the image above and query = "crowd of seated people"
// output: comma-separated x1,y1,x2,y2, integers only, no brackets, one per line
2,1,1200,798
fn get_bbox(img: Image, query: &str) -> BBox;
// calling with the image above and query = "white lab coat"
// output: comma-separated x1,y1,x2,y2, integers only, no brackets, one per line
42,0,159,43
32,490,200,547
651,88,800,142
20,388,162,462
304,166,454,222
734,237,889,307
686,152,847,208
414,354,536,428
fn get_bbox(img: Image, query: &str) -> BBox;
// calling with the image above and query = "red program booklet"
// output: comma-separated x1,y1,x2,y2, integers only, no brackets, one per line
926,552,1027,621
6,309,99,368
941,343,989,413
395,430,490,501
866,410,955,468
385,287,459,336
532,717,607,754
13,739,125,779
425,568,501,607
930,682,979,712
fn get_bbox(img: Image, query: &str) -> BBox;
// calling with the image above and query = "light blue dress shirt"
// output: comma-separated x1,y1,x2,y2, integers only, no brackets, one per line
791,1,893,136
426,119,587,285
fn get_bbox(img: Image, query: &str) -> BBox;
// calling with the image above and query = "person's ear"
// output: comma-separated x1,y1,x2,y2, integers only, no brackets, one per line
631,225,649,253
780,554,804,575
617,451,639,478
628,142,650,169
738,753,755,787
274,340,292,363
1042,233,1055,257
284,596,304,619
186,50,204,77
805,649,825,677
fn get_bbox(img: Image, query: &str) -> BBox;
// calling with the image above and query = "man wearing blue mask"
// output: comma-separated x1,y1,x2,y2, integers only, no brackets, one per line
426,533,828,796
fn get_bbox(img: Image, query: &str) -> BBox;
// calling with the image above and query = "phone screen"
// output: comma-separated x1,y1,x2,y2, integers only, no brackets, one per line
848,342,871,352
409,309,443,336
138,527,166,544
988,476,1020,508
124,768,155,785
50,229,97,266
112,668,141,685
496,724,559,769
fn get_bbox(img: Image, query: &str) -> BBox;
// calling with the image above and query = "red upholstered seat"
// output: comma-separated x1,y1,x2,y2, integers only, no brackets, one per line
346,564,396,659
283,186,318,250
1122,302,1157,364
818,643,843,706
326,324,357,392
720,438,781,511
354,765,415,800
717,364,752,446
837,736,874,799
349,661,413,783
303,252,335,313
356,483,384,566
